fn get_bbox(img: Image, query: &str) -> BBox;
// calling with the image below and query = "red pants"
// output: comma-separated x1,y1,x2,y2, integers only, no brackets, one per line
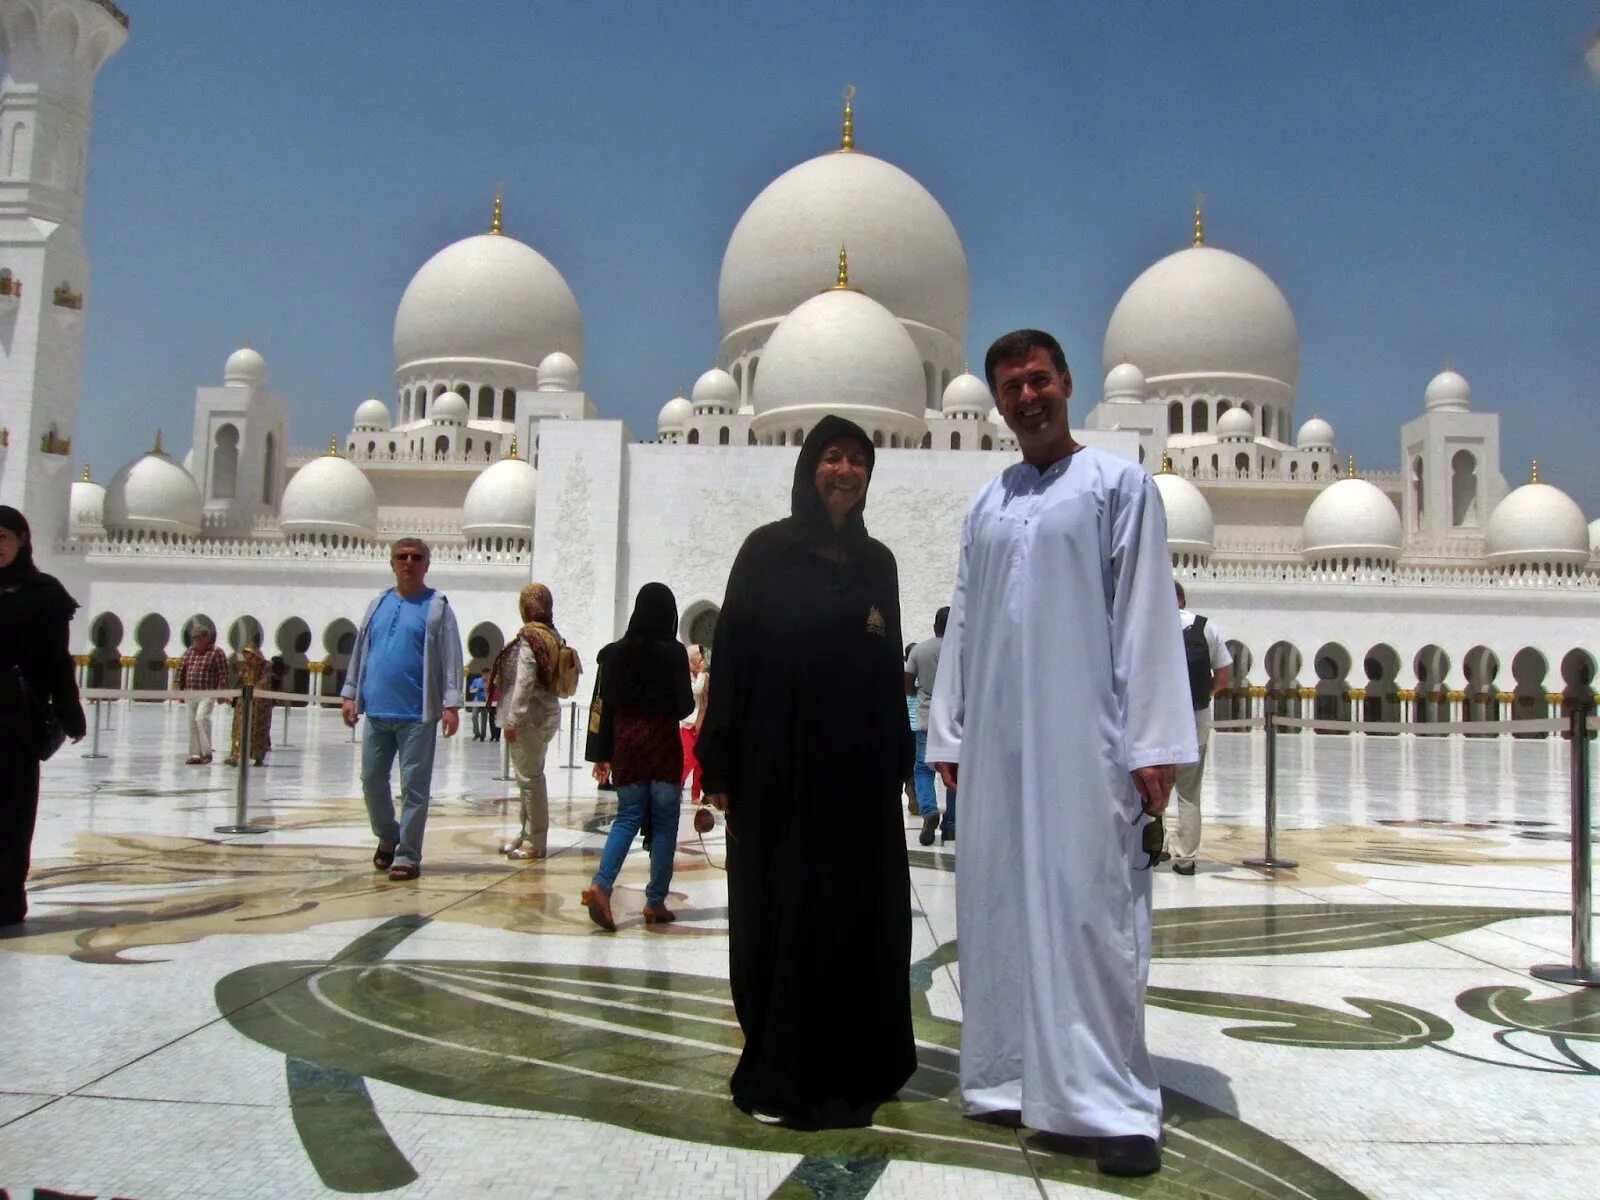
679,726,702,801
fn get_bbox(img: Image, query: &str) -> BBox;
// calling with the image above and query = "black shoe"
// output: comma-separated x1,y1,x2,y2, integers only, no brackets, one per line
1096,1135,1161,1177
919,814,938,846
941,828,954,845
1172,860,1196,876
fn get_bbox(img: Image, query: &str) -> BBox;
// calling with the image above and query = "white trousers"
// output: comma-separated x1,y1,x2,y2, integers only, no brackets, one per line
1172,708,1211,863
186,697,216,759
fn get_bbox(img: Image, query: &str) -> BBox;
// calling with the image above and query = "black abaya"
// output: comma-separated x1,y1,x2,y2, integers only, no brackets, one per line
697,416,916,1128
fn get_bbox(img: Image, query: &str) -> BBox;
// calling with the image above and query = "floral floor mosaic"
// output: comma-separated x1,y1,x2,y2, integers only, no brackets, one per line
0,704,1593,1199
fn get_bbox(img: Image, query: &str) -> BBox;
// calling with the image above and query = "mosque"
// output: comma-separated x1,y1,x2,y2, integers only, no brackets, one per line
0,0,1595,725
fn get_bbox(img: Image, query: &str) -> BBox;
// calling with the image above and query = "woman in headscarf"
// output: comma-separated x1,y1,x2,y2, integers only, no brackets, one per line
697,415,916,1130
582,582,694,931
500,583,562,859
223,641,272,767
0,506,87,926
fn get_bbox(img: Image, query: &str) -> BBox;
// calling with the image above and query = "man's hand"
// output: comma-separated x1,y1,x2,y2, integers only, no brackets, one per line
705,791,729,813
592,762,610,784
341,698,357,728
934,762,958,791
1131,764,1175,815
504,724,518,743
441,708,459,738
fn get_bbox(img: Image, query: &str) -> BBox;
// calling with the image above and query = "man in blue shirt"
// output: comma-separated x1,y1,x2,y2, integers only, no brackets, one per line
341,537,463,880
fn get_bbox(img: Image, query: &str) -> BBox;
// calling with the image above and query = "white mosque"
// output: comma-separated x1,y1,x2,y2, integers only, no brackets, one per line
1,0,1595,725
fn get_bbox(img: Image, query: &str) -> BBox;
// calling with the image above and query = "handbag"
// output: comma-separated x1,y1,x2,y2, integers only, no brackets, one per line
12,664,66,762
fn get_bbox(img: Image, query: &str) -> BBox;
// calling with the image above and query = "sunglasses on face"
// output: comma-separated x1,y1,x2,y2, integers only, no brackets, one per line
1134,805,1170,871
392,552,426,562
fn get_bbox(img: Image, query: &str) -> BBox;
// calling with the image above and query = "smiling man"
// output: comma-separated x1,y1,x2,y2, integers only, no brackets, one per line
927,329,1196,1177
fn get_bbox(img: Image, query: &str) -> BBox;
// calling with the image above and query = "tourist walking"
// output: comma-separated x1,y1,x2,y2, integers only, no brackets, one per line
0,506,86,926
1171,582,1232,875
340,537,463,881
174,621,228,764
680,644,708,803
698,415,916,1129
582,582,694,929
500,584,563,860
223,641,272,767
904,606,955,845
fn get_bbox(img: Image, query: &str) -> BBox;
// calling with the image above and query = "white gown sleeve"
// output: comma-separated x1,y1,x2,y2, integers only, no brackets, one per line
925,506,973,764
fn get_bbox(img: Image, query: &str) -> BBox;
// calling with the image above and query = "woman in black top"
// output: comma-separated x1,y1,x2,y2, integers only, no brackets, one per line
0,506,86,926
698,416,916,1129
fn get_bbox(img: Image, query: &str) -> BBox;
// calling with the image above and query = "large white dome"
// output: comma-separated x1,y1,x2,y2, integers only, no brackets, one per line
432,392,469,424
1153,468,1214,556
1301,477,1403,561
1484,479,1590,566
104,451,203,536
719,150,968,339
1216,406,1256,439
753,287,926,422
941,371,989,415
279,454,377,539
1103,245,1299,386
394,233,582,371
461,455,538,539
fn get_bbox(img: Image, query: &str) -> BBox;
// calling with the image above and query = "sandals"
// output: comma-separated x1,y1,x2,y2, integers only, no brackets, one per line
581,885,616,932
388,863,420,881
372,845,396,872
507,845,545,860
642,903,676,925
500,840,522,855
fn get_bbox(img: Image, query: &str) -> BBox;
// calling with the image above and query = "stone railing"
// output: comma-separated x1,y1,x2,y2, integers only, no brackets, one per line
57,533,529,566
1177,558,1600,590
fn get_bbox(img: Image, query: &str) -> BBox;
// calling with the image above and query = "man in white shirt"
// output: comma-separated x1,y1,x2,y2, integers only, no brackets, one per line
1173,582,1232,875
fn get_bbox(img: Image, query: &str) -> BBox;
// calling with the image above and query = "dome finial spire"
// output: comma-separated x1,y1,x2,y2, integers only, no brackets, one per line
828,244,860,292
1160,451,1174,474
1530,459,1540,484
153,429,163,455
1192,193,1206,247
81,461,91,482
839,84,856,151
490,183,504,235
328,435,340,458
1346,454,1357,479
507,433,519,460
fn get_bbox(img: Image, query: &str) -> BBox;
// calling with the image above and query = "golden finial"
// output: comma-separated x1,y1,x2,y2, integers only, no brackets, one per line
1530,459,1540,484
1160,451,1174,474
328,436,340,457
506,433,519,459
1346,454,1357,479
839,84,856,152
81,462,91,482
490,183,504,235
153,429,164,455
827,244,861,292
1192,193,1206,247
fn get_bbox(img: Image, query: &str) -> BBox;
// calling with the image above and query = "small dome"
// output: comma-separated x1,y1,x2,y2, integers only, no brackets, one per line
1103,245,1299,386
537,350,580,392
1424,369,1471,413
1103,361,1148,400
353,397,391,430
941,371,990,414
224,347,266,387
69,478,106,532
461,455,538,539
279,454,377,539
104,451,203,536
1302,477,1403,561
1153,469,1214,556
1484,478,1590,566
432,392,469,423
1216,407,1255,439
1296,416,1335,449
394,233,582,373
691,368,739,413
657,394,692,434
753,287,925,422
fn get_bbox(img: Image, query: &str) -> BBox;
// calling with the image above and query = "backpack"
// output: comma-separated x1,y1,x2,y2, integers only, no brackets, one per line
1182,614,1212,710
552,638,583,699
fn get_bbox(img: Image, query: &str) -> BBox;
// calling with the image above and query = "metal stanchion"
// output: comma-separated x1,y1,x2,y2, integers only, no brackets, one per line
1245,712,1297,870
279,701,291,746
82,697,106,759
563,701,579,768
216,686,269,835
1532,693,1598,988
495,730,514,781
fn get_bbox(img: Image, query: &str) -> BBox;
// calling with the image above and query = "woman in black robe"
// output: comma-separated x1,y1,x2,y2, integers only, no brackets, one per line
698,415,916,1129
0,506,87,926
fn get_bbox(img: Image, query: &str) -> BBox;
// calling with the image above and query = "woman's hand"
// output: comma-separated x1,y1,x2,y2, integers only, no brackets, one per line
705,792,729,813
592,762,611,784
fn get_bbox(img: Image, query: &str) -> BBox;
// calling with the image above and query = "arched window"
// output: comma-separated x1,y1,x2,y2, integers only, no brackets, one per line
747,430,756,445
1235,452,1250,475
501,388,516,420
465,438,473,454
719,427,729,445
211,424,239,499
454,383,469,400
366,440,375,455
1312,461,1321,478
1191,400,1209,433
434,434,449,457
1411,456,1425,529
951,431,961,450
920,432,932,449
1289,460,1299,479
981,435,993,450
1168,401,1183,433
873,430,885,447
432,383,446,399
777,431,786,447
1451,450,1477,525
688,429,700,444
477,385,494,419
261,432,277,504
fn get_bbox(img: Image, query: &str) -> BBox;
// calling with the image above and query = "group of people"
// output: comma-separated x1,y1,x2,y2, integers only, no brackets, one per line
172,626,281,769
3,327,1219,1178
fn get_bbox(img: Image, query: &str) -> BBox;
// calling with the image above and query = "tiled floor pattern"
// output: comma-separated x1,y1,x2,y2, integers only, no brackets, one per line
0,704,1594,1199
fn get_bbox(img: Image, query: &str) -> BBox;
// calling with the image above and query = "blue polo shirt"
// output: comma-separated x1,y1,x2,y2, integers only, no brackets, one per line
360,589,433,720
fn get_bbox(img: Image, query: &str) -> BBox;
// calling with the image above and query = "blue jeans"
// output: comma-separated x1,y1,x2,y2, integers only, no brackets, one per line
914,728,955,832
361,717,438,867
593,779,679,907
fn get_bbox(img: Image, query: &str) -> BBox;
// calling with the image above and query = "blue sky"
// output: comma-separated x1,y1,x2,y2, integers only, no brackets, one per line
73,0,1600,517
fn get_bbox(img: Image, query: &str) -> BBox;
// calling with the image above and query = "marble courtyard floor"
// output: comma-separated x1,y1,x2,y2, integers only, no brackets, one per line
1,704,1595,1199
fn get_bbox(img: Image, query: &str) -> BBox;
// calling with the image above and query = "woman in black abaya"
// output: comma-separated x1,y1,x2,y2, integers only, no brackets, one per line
698,415,916,1129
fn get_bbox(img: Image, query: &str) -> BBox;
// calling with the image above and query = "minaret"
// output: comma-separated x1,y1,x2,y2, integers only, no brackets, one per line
0,0,128,561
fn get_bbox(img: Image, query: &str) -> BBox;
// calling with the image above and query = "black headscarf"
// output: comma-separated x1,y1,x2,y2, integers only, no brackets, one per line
604,582,691,713
787,415,876,551
0,505,39,585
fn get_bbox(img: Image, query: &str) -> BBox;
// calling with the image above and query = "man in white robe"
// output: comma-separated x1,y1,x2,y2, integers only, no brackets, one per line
927,329,1196,1178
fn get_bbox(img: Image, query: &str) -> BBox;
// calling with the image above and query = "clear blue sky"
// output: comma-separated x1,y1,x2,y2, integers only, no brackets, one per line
74,0,1600,516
